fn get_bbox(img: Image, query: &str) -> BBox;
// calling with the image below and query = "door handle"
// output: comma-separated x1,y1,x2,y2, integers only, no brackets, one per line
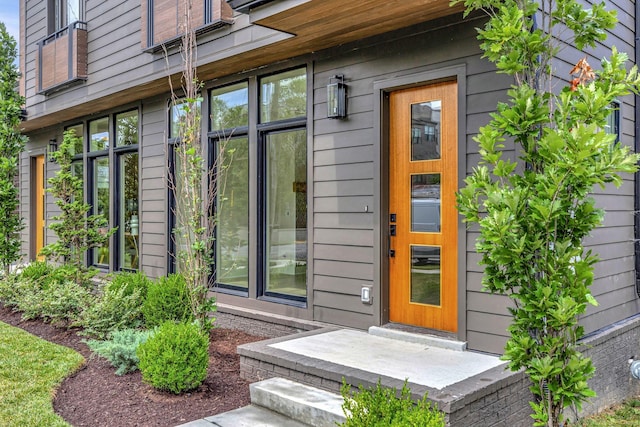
389,213,396,257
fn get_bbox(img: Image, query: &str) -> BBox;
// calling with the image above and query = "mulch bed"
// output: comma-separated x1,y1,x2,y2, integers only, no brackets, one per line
0,304,265,427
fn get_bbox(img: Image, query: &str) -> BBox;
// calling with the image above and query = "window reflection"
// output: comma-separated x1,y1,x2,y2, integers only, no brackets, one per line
93,157,110,265
216,137,249,289
411,246,441,306
411,100,441,161
119,153,138,270
90,117,109,151
260,68,306,123
265,129,307,298
211,83,249,131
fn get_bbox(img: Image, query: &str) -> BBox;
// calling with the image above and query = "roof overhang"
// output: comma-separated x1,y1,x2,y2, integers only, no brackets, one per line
22,0,461,133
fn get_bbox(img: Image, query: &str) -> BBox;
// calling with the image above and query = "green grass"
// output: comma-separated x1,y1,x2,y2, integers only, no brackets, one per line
573,398,640,426
0,321,85,427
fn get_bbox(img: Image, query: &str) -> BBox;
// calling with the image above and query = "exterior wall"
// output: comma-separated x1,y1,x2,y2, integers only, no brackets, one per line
543,0,640,337
18,1,640,355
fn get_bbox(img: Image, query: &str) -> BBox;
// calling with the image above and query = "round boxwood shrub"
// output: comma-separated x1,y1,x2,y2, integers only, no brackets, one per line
142,274,194,328
137,321,209,394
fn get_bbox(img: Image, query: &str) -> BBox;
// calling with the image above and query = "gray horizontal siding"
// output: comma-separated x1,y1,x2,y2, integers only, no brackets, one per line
139,98,168,279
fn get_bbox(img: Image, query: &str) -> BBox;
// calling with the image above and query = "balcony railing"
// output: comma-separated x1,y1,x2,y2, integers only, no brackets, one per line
37,21,88,95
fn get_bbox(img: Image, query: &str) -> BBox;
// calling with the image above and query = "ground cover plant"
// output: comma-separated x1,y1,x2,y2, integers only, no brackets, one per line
0,321,84,426
573,398,640,426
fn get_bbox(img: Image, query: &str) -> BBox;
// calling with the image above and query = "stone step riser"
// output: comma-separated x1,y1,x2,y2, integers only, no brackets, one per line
250,377,346,427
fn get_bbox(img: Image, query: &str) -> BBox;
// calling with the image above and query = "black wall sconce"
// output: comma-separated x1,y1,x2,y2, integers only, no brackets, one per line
48,138,58,162
327,74,347,119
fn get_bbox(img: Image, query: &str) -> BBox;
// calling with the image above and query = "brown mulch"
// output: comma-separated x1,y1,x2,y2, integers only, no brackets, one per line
0,304,265,427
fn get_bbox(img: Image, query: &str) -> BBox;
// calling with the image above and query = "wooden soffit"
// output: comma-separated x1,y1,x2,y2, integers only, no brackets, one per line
250,0,462,50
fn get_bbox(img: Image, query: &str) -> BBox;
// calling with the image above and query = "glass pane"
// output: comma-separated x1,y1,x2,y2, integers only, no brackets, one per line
116,110,138,146
68,0,81,22
411,100,441,161
216,137,249,289
90,117,109,151
411,246,441,305
411,174,440,232
265,129,307,297
260,68,307,123
119,153,139,270
211,82,249,131
93,157,110,265
171,146,185,272
71,161,83,200
170,99,202,139
67,123,83,156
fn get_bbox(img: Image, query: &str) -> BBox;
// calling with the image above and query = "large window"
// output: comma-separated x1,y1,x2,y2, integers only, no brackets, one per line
203,67,308,304
211,83,249,291
70,109,139,271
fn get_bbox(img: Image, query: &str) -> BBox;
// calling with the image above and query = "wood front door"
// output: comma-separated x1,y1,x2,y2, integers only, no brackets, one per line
33,155,45,261
388,81,458,332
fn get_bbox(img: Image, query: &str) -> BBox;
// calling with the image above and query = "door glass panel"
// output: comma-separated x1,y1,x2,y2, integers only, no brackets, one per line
216,137,249,289
411,174,440,232
265,129,307,297
411,100,441,161
411,246,441,306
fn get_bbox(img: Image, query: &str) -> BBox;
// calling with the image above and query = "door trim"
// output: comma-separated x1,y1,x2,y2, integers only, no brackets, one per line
373,65,467,340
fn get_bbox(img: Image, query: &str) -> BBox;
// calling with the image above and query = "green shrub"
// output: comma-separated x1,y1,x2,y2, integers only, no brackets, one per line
86,328,154,375
137,321,209,394
19,261,54,281
0,273,20,307
17,278,92,325
78,285,145,339
340,379,445,427
142,274,193,328
108,271,150,299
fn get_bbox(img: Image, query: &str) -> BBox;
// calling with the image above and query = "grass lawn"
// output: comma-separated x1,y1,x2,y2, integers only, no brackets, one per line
0,321,84,427
573,398,640,426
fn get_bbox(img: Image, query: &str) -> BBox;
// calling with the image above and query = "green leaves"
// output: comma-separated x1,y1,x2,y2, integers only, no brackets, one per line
454,0,639,424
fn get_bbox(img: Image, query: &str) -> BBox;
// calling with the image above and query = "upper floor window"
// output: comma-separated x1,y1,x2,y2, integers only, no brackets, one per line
50,0,83,33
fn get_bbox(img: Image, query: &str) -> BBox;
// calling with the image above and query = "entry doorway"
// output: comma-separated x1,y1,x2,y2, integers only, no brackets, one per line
32,154,45,261
388,80,458,332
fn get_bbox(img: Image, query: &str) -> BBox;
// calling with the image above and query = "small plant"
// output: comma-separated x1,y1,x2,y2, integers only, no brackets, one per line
142,274,194,328
40,129,114,286
137,321,209,394
340,379,445,427
86,329,154,375
79,271,151,338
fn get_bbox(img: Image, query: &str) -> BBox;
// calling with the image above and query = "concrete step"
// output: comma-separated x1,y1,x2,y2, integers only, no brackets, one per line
250,377,346,427
178,404,311,427
368,325,467,351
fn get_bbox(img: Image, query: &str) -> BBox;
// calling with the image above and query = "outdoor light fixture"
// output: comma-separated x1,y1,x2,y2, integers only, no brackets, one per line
327,74,347,119
48,138,58,162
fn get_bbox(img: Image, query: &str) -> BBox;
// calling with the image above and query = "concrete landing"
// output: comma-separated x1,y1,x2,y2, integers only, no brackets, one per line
238,327,526,425
269,328,502,390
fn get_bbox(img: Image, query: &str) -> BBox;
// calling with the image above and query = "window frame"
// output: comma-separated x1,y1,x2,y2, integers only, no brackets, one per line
203,66,309,307
67,108,140,272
